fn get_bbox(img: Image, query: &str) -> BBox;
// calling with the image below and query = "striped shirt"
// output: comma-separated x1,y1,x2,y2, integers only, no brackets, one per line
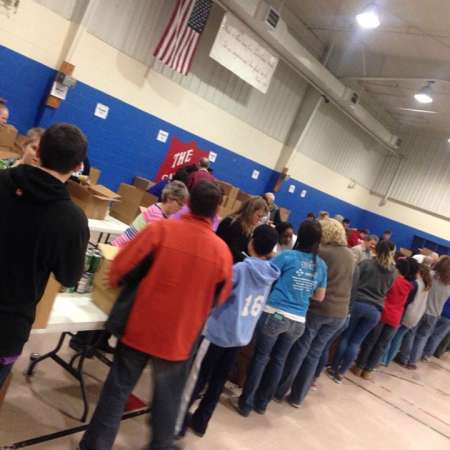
112,204,168,247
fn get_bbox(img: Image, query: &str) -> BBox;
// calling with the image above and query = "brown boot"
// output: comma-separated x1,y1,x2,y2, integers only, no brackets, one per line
361,370,373,380
350,366,363,377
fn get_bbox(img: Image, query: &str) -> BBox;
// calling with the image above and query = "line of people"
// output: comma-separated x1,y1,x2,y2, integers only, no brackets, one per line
1,117,449,450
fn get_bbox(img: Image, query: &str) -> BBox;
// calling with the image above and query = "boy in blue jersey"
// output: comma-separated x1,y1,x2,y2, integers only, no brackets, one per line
178,225,280,437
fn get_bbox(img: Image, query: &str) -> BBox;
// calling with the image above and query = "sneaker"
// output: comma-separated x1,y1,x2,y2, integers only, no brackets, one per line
273,396,284,403
350,366,363,377
310,382,319,391
287,397,301,409
326,367,336,380
406,363,417,370
422,355,431,362
229,397,250,417
334,373,344,384
361,370,373,380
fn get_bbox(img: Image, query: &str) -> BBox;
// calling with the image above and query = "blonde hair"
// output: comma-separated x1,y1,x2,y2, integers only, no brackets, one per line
24,127,45,146
230,197,268,236
319,218,347,246
375,240,396,270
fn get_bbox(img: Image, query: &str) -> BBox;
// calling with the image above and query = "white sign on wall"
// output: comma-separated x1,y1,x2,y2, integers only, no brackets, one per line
288,184,296,194
300,189,307,198
50,82,68,100
209,151,217,162
157,130,169,143
210,13,279,94
94,103,109,119
251,169,260,180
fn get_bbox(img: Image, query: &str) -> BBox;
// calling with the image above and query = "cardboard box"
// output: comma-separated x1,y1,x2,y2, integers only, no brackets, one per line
92,244,120,314
68,180,121,220
33,275,61,329
0,124,18,152
110,183,146,225
279,207,291,222
237,191,252,203
0,373,12,412
133,176,154,191
141,192,158,208
89,167,101,185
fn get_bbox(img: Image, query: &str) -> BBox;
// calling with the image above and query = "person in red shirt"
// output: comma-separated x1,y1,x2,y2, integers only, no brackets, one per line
347,227,369,248
352,257,420,380
79,181,233,450
187,157,215,191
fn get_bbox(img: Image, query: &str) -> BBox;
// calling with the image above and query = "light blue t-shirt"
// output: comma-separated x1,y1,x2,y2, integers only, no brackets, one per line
267,250,327,319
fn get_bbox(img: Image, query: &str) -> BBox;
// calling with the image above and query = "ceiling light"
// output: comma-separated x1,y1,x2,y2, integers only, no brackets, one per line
447,138,450,144
356,5,380,29
414,81,434,104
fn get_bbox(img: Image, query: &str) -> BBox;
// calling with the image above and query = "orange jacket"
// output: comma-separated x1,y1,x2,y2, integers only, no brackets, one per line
110,214,233,361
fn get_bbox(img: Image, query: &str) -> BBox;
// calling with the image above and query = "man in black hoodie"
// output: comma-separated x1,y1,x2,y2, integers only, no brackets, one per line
0,123,90,388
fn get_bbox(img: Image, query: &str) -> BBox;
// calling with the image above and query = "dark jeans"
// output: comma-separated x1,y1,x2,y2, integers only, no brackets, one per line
80,343,191,450
187,344,240,435
276,313,345,404
332,302,381,375
356,322,396,371
424,316,450,358
0,362,13,390
409,314,439,364
397,325,418,365
382,325,409,366
315,316,350,379
239,312,305,414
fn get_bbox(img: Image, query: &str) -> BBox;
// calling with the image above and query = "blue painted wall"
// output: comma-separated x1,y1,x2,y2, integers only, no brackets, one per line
1,45,449,252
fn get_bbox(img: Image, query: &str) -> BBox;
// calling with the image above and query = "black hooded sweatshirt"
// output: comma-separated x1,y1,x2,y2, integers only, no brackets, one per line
0,165,89,356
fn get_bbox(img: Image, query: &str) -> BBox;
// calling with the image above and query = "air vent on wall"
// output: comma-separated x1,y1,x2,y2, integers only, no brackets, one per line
265,6,280,30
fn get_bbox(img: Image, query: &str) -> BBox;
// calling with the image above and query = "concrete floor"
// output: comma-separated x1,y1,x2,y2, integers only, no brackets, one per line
0,333,449,450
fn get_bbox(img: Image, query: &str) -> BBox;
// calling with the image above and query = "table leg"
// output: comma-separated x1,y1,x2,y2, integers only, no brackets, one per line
25,331,108,422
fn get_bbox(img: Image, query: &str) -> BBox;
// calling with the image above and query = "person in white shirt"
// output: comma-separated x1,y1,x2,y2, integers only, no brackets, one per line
351,234,379,264
275,222,297,254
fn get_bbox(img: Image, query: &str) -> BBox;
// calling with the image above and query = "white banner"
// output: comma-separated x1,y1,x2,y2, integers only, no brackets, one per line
210,13,279,94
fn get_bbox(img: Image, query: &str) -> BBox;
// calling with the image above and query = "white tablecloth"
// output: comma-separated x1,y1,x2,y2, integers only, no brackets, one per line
88,216,128,235
31,293,107,335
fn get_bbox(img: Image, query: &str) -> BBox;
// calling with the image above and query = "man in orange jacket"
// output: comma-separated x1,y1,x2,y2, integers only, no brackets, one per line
80,181,233,450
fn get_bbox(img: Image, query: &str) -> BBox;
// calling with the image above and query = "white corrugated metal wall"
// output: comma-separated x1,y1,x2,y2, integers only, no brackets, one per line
373,132,450,218
33,0,450,219
296,101,387,190
34,0,308,143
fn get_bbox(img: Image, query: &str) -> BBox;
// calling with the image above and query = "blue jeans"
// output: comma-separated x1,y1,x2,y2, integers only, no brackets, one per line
315,316,350,379
239,312,305,414
409,314,439,364
276,313,345,404
382,325,409,366
332,302,381,375
80,343,191,450
356,322,396,370
423,316,450,358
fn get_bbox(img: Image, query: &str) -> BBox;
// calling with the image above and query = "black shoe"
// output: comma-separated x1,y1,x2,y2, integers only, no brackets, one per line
229,397,250,417
253,405,266,415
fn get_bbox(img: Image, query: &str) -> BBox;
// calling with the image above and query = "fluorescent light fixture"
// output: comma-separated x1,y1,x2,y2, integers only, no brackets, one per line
414,82,434,104
356,6,380,29
447,138,450,143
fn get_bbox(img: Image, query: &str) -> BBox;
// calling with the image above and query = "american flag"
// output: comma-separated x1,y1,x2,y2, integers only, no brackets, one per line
154,0,213,75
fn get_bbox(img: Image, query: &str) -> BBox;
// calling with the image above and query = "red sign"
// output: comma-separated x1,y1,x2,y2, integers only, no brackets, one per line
155,137,209,181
